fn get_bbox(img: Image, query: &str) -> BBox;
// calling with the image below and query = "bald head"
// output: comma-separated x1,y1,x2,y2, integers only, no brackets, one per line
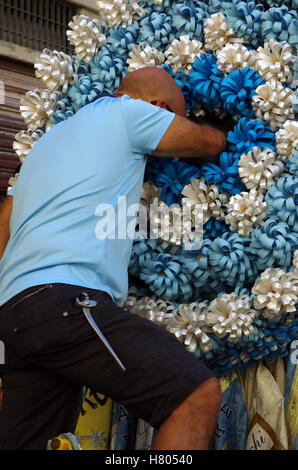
115,67,186,116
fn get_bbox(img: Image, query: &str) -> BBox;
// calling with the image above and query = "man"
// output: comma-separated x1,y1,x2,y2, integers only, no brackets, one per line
0,67,225,450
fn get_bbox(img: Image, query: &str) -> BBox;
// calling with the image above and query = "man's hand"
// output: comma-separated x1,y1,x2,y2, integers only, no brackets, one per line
152,114,226,161
0,196,13,260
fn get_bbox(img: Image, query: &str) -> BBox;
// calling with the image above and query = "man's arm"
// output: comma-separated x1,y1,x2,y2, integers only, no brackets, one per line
0,196,13,260
152,114,227,160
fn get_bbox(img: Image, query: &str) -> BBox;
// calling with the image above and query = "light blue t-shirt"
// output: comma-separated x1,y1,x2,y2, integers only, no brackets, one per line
0,95,175,307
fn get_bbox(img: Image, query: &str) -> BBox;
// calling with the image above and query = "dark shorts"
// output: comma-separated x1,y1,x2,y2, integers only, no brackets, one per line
0,283,215,450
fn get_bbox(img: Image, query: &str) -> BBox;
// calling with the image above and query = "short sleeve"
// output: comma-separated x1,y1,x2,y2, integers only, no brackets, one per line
119,95,175,157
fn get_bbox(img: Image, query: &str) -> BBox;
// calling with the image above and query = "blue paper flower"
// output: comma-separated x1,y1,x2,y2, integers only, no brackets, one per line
220,67,265,119
201,152,246,195
67,75,104,112
249,219,298,271
189,54,224,111
162,65,196,115
139,12,175,50
178,239,211,288
106,23,140,61
262,6,298,51
265,175,298,232
203,217,230,239
90,48,127,93
129,238,158,277
139,252,193,302
152,159,201,205
224,0,264,48
227,117,276,156
287,150,298,177
50,97,75,125
170,1,209,41
208,232,256,287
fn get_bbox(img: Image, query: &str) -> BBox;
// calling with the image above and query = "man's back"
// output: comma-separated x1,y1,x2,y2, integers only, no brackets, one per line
0,95,174,307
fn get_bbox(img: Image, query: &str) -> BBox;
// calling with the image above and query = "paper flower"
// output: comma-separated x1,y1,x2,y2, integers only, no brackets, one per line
262,6,298,51
164,35,205,74
130,296,175,326
265,175,298,232
189,53,224,111
106,23,140,61
249,219,298,271
67,75,104,112
7,172,19,194
139,12,175,50
275,120,298,162
181,177,228,225
139,252,193,302
129,237,158,276
66,15,107,64
220,67,265,119
34,49,78,94
166,303,212,353
170,2,208,42
225,189,267,237
20,88,60,132
238,146,285,193
97,0,145,28
227,117,276,155
255,39,295,85
225,0,264,48
216,43,256,75
205,293,258,343
127,43,165,71
50,97,75,125
203,12,242,53
252,267,298,318
149,199,188,246
252,81,295,131
201,152,246,195
178,239,212,288
13,129,44,163
90,48,127,93
287,150,298,177
208,232,255,287
153,159,201,206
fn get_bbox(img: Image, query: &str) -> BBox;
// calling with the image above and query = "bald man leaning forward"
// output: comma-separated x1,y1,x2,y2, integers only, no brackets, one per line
0,68,226,450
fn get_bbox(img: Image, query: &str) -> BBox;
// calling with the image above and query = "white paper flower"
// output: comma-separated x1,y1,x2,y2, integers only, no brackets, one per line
167,302,212,353
216,43,256,75
13,129,44,163
252,80,295,132
238,146,285,193
150,199,189,246
203,12,243,53
205,293,257,343
181,177,228,225
293,250,298,278
131,296,175,326
97,0,145,28
7,172,19,195
252,268,298,319
35,49,78,94
225,189,267,237
275,120,298,162
164,35,205,74
67,15,107,64
255,39,295,85
20,89,60,132
127,43,165,72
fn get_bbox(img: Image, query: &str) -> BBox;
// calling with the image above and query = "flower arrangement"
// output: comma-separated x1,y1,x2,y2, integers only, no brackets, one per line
11,0,297,376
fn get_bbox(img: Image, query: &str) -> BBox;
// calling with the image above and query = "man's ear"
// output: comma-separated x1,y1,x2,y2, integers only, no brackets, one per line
150,100,169,110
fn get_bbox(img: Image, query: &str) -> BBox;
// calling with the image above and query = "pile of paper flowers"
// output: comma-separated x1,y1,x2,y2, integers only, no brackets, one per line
11,0,298,376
